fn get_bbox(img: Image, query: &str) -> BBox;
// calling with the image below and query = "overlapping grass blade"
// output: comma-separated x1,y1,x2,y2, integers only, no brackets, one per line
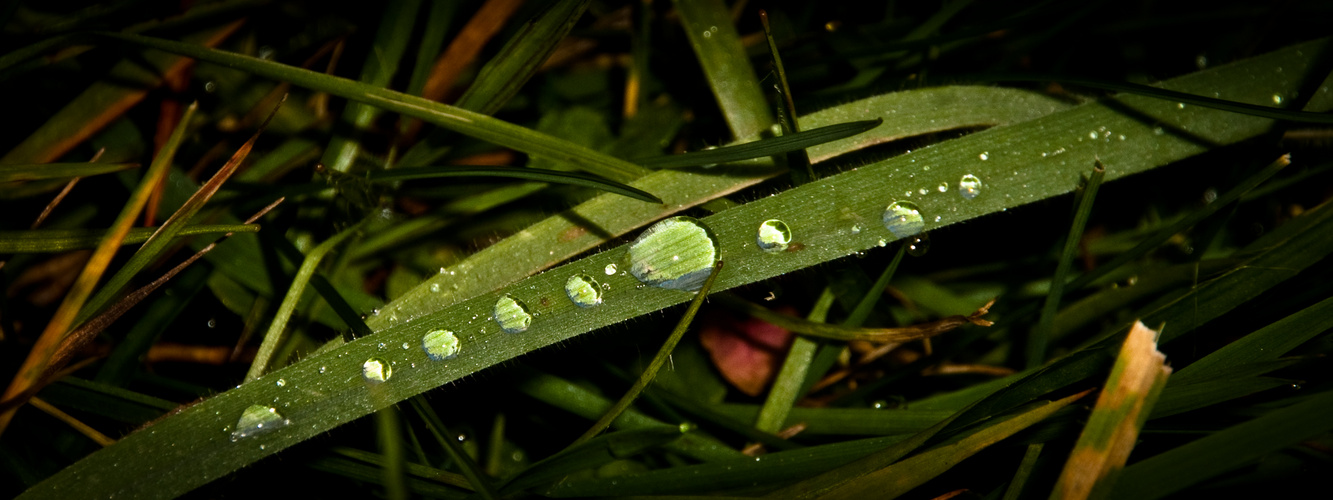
0,162,137,182
0,224,257,253
637,120,883,169
368,166,662,203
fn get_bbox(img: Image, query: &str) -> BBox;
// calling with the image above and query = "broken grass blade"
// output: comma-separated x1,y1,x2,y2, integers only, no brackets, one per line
368,165,663,203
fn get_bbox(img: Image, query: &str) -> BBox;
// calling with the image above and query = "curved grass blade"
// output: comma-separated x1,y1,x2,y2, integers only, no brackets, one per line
16,38,1332,500
96,31,649,184
0,224,257,253
637,120,883,169
367,166,663,203
0,162,138,183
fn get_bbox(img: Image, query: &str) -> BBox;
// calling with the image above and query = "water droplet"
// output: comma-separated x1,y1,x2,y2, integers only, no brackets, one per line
362,358,392,384
978,152,989,161
422,329,461,361
604,263,617,275
872,400,888,409
1177,102,1186,109
851,224,862,235
626,216,719,292
1088,131,1098,139
1272,94,1284,105
907,233,931,256
275,379,285,388
430,283,441,293
203,81,217,93
918,188,929,195
876,238,887,247
401,342,410,350
377,342,386,350
565,274,604,307
493,295,533,333
882,201,925,238
959,174,982,200
937,182,948,193
756,219,792,253
702,31,712,38
230,405,288,442
318,366,326,374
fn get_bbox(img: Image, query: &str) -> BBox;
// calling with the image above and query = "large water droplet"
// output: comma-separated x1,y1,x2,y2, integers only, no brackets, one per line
625,216,720,291
230,405,288,441
959,174,982,200
565,274,603,308
493,295,533,333
907,233,931,256
423,329,461,360
882,201,925,238
756,220,792,253
362,358,392,383
604,263,617,275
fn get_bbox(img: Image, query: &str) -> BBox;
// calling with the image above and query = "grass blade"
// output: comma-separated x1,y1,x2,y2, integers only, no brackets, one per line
637,120,883,169
408,397,499,500
0,224,258,253
0,162,138,182
673,0,774,140
368,166,663,203
1028,161,1106,368
755,287,835,434
1170,295,1333,385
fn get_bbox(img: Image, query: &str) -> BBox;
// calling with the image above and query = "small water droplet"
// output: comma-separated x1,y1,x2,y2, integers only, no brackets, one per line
1272,94,1284,105
275,379,285,387
318,366,326,374
1177,102,1186,109
907,233,931,256
851,224,862,235
204,81,217,93
430,283,441,293
702,30,712,38
493,295,533,333
230,405,288,442
564,274,603,308
1153,127,1165,135
401,342,410,350
604,263,617,275
1089,131,1099,139
882,201,925,238
959,174,982,200
362,358,391,383
876,238,887,247
756,219,792,253
918,188,929,195
978,152,989,161
626,216,720,292
422,329,461,361
872,400,888,409
377,342,386,350
937,182,948,193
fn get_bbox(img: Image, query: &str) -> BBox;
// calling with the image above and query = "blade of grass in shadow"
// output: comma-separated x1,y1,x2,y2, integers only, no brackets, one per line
1028,161,1105,369
0,162,138,182
572,262,723,446
819,391,1090,500
637,120,883,169
96,31,649,184
18,39,1333,500
409,397,499,500
75,98,281,325
716,293,993,343
1064,154,1290,293
376,405,409,500
28,397,115,447
0,224,257,253
1002,443,1045,500
498,427,682,495
2,23,242,164
368,166,662,203
1170,294,1333,385
246,219,368,381
0,101,196,435
315,447,473,497
1050,322,1169,500
1111,388,1333,500
321,0,419,173
399,0,592,167
755,287,835,434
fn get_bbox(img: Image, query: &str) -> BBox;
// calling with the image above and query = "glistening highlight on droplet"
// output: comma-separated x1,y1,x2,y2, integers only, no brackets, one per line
230,405,288,442
882,201,925,238
625,216,720,291
565,274,603,307
756,219,792,253
362,357,392,383
493,294,533,333
422,329,461,360
959,174,982,200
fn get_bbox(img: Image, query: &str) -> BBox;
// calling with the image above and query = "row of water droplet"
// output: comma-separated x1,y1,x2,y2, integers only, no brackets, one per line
232,172,987,441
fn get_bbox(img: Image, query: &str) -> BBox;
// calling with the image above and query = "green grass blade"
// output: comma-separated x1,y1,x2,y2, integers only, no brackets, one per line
755,287,835,433
409,397,498,500
1150,375,1294,419
17,38,1332,500
499,427,682,495
376,406,409,500
637,120,883,169
314,447,472,497
0,162,137,182
96,31,650,183
0,224,257,253
716,404,952,436
320,0,419,173
717,292,990,343
1111,388,1333,500
1028,161,1105,368
1003,444,1045,500
1171,295,1333,385
672,0,774,140
368,166,662,203
820,391,1089,500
